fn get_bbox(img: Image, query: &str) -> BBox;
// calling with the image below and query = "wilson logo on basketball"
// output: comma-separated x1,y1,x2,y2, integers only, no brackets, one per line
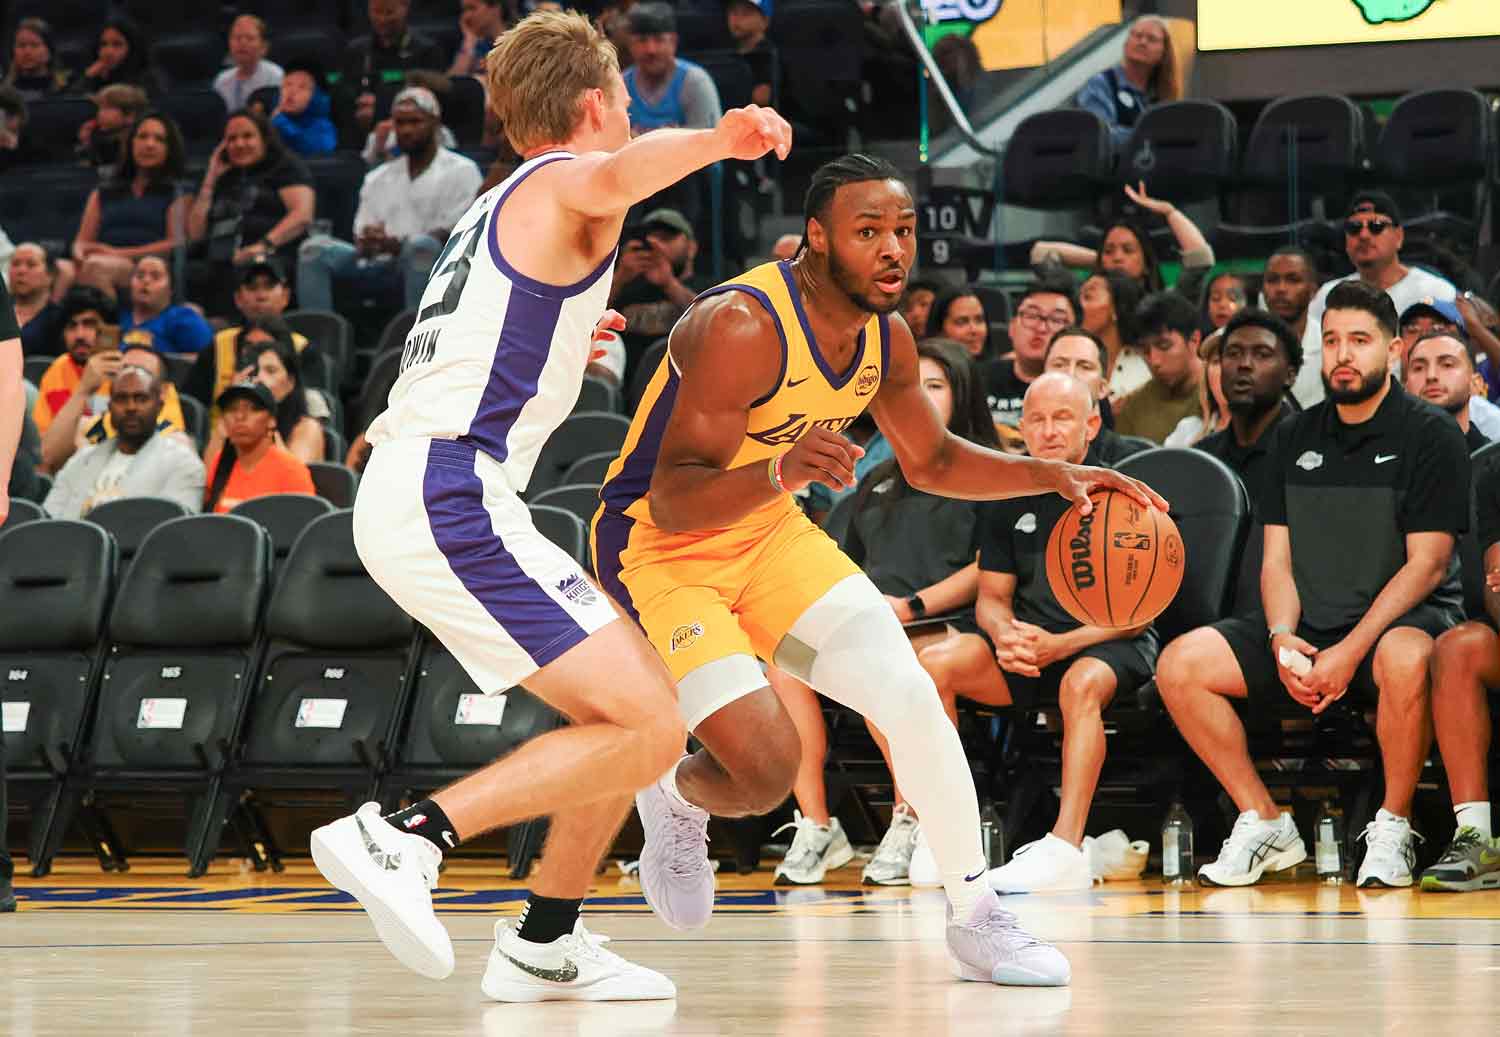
670,622,705,654
855,364,880,397
1069,509,1097,590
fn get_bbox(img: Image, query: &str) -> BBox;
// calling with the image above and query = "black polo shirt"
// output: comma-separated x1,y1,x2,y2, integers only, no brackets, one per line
1465,421,1489,453
976,446,1108,635
1262,377,1468,637
1477,462,1500,553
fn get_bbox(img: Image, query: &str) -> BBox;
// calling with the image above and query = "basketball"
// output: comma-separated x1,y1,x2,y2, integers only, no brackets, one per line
1044,490,1185,628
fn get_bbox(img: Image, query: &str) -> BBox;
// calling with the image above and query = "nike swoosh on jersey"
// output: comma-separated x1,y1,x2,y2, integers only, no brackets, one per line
1374,453,1398,464
786,376,810,388
355,814,402,872
501,949,580,983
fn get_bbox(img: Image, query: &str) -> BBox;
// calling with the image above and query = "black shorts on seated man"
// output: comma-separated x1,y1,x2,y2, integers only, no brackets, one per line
1156,280,1469,891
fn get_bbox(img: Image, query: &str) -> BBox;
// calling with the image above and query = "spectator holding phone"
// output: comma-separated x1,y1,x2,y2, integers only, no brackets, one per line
607,208,711,378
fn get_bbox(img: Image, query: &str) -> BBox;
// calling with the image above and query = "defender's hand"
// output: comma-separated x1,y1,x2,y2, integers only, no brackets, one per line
716,105,793,162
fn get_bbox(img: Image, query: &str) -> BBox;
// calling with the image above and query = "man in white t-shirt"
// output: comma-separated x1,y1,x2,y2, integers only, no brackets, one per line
1294,191,1455,407
296,86,483,312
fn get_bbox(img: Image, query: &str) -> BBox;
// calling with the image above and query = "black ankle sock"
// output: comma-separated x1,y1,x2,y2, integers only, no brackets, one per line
516,895,583,944
385,799,459,856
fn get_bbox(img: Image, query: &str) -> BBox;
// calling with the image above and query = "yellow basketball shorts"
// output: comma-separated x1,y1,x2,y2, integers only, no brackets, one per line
591,502,861,682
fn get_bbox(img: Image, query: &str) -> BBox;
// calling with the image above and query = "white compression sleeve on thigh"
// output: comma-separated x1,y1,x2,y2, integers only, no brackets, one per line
793,577,989,918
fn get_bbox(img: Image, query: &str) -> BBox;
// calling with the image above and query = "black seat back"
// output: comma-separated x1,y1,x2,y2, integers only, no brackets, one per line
0,520,115,778
239,511,413,768
1003,109,1114,210
527,411,631,498
1,498,45,533
1119,100,1239,203
86,496,190,567
690,50,754,112
178,393,208,450
574,374,621,415
1243,94,1364,192
628,338,669,413
19,99,95,165
156,89,228,158
284,310,354,391
230,493,336,573
1115,448,1250,641
529,504,589,570
309,461,360,508
1461,441,1500,621
91,515,270,771
530,484,603,533
1376,88,1490,186
562,451,619,488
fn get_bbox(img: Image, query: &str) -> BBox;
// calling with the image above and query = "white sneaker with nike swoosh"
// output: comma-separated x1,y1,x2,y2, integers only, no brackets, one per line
310,801,454,979
1197,810,1306,887
482,919,677,1002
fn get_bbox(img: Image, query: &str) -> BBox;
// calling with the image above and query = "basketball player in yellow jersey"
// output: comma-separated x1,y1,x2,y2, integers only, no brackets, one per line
593,154,1166,986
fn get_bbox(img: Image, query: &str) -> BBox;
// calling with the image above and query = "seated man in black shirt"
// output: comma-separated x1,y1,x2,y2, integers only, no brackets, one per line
1422,463,1500,891
1158,282,1469,889
1042,326,1152,465
608,208,712,381
1195,309,1301,614
985,275,1076,432
919,371,1159,893
1404,330,1489,453
726,0,778,107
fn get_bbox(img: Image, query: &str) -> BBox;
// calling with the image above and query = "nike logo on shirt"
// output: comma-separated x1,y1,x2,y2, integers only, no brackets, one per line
1374,454,1398,464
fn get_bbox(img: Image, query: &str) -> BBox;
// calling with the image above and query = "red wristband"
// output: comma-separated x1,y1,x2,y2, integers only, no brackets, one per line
769,453,787,492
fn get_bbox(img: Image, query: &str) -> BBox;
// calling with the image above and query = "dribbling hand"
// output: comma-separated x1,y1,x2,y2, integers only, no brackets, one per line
777,426,864,493
716,105,793,163
1049,462,1169,516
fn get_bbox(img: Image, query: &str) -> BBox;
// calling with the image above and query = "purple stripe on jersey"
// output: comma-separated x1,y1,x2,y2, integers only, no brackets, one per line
591,509,639,624
486,155,617,300
464,287,564,463
600,363,681,515
422,439,590,667
878,313,891,374
777,260,866,390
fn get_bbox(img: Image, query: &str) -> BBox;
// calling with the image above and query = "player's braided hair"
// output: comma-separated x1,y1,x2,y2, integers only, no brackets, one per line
798,153,907,254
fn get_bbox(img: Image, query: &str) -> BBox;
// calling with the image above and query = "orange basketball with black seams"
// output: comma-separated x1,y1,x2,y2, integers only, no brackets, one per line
1044,489,1184,628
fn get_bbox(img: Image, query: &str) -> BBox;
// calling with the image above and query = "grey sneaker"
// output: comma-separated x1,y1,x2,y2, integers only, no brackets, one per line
862,803,918,885
946,889,1071,987
773,812,855,885
1420,827,1500,892
635,767,714,931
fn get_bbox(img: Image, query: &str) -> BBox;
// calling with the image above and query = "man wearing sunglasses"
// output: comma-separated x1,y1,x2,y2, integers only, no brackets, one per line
1294,192,1456,409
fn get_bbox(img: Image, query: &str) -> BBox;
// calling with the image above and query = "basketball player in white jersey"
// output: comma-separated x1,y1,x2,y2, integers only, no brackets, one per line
308,11,790,1001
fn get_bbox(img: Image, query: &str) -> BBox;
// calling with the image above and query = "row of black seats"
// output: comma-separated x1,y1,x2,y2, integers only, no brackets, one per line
0,498,593,876
1005,88,1494,255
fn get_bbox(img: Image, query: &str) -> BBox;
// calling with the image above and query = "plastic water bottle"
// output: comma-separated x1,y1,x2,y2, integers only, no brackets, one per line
1315,803,1346,883
979,803,1006,867
1161,801,1195,885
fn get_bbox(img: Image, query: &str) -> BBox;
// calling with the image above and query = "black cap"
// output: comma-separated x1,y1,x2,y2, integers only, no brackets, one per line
237,255,288,286
629,2,676,34
216,380,276,412
1347,190,1403,227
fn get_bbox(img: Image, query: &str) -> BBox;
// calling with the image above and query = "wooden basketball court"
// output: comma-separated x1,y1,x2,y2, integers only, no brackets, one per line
5,857,1498,1035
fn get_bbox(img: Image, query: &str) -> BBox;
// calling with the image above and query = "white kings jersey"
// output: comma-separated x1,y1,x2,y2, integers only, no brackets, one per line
366,152,617,493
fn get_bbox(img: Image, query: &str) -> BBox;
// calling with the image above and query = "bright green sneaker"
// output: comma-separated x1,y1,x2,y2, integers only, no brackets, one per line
1419,827,1500,892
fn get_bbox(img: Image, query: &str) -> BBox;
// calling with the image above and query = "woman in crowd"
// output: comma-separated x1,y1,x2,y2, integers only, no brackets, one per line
75,17,161,97
4,18,72,99
186,111,314,314
203,319,327,465
1077,270,1149,400
204,380,315,514
213,15,283,115
927,286,991,360
1164,328,1230,447
767,339,1001,886
73,111,190,296
1075,14,1180,148
1203,271,1250,331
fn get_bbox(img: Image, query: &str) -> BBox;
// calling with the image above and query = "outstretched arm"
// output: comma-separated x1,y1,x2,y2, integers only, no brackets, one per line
869,315,1167,514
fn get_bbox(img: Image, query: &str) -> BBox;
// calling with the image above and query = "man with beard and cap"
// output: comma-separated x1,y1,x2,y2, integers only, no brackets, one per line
594,152,1165,985
1397,299,1500,441
41,362,203,518
1156,280,1469,890
608,207,713,379
1404,330,1488,452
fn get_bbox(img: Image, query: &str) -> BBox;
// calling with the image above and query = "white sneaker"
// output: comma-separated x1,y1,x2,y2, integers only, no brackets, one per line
635,764,714,930
1197,810,1306,888
946,887,1071,987
1357,810,1419,888
1083,830,1149,881
481,919,676,1002
862,803,918,885
987,834,1093,893
310,802,454,979
773,812,855,885
908,825,941,888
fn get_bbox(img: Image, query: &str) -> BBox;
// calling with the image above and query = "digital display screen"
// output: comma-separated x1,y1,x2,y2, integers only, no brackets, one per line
1198,0,1500,50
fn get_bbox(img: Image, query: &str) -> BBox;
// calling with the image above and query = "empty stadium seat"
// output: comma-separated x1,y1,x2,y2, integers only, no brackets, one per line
322,425,348,466
574,374,621,415
374,309,417,358
309,461,359,508
52,514,270,875
629,338,670,413
284,310,354,391
1002,109,1115,211
0,166,98,252
353,347,403,438
529,484,603,538
528,504,589,570
304,153,368,242
0,498,44,533
156,90,229,158
24,355,53,387
0,520,115,876
202,510,416,871
771,2,864,143
561,451,618,488
267,24,348,70
85,497,191,572
1461,440,1500,621
675,6,736,51
1118,100,1239,204
526,411,631,499
18,99,94,165
445,75,488,151
229,493,335,575
178,394,207,451
1374,88,1492,241
690,50,755,112
152,33,226,89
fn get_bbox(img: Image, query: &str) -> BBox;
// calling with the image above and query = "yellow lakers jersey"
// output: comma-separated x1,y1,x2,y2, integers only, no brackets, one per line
600,260,890,531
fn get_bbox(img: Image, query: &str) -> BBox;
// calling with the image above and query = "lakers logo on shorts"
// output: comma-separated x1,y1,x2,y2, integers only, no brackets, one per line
670,622,705,654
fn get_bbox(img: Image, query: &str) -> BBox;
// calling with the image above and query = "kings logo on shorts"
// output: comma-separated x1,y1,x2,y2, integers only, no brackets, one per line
556,573,599,607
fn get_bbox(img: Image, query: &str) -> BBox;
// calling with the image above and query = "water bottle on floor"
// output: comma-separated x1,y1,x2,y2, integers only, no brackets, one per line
1161,801,1194,885
1315,802,1346,883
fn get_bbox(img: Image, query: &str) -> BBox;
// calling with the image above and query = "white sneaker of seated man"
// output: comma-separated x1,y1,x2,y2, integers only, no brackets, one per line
773,811,855,885
1356,809,1419,888
987,833,1093,893
946,887,1071,987
1197,810,1306,887
310,801,454,979
1083,829,1150,881
482,918,676,1002
635,759,715,930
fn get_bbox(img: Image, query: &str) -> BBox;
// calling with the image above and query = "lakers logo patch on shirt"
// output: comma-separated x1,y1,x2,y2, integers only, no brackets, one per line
1296,451,1323,472
670,622,705,654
